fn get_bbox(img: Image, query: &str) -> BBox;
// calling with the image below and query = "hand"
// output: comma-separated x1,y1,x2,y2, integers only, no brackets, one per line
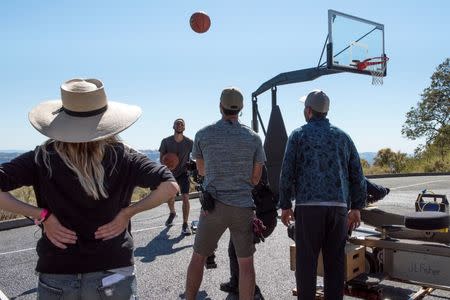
95,208,131,241
347,209,361,231
43,214,77,249
281,208,295,227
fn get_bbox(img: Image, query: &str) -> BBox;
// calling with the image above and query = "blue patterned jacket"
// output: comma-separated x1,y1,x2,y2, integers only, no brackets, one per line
279,117,366,210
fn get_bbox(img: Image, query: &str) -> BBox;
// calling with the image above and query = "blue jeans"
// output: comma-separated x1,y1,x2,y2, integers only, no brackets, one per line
37,271,137,300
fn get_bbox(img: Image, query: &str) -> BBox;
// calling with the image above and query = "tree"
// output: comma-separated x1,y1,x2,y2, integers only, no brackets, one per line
374,148,407,173
374,148,396,168
402,58,450,154
432,124,450,159
360,158,370,169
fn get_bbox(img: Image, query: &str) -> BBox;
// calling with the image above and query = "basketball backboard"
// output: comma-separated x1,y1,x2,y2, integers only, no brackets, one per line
327,9,387,77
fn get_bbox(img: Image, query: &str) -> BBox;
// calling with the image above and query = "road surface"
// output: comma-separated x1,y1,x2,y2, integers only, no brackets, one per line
0,175,449,299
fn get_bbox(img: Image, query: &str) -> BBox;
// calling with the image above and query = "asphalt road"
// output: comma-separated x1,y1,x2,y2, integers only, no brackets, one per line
0,175,449,300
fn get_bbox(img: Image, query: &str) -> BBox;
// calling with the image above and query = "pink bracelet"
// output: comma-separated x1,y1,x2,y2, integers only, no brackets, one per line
34,208,50,226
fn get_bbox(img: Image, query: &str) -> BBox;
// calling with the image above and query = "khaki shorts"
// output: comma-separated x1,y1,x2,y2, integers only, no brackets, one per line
193,201,255,258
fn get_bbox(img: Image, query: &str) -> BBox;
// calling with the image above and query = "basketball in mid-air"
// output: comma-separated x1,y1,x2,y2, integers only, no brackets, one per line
162,153,179,171
190,11,211,34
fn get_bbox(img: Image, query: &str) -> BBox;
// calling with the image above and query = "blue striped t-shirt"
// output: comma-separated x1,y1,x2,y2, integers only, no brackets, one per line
193,119,266,207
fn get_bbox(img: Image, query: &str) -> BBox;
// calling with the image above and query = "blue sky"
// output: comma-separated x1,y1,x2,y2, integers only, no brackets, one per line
1,0,449,153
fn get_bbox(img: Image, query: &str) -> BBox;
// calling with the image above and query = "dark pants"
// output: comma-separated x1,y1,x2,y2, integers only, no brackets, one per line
295,206,347,300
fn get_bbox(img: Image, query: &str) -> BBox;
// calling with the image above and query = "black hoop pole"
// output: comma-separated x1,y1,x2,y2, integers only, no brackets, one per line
271,86,277,107
257,109,267,136
252,96,258,132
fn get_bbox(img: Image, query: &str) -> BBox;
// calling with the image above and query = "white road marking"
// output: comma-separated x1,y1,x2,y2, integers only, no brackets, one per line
0,289,9,300
0,247,35,256
390,180,447,191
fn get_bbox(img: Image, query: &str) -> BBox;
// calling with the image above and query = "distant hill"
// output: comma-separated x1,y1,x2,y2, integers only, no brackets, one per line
0,149,161,164
0,152,25,164
139,150,160,162
359,152,377,165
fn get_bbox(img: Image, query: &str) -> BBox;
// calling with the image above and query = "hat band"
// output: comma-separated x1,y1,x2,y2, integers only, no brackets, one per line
59,105,108,117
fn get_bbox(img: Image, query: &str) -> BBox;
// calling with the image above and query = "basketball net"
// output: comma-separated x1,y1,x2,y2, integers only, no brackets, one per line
368,61,387,86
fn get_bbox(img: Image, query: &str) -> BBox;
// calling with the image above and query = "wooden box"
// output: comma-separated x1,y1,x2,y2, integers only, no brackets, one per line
290,242,365,281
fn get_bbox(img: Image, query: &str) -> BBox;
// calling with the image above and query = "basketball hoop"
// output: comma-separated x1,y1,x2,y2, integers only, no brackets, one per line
356,56,389,85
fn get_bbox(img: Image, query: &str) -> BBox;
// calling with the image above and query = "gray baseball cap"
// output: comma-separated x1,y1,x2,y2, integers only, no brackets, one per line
299,89,330,113
220,87,243,111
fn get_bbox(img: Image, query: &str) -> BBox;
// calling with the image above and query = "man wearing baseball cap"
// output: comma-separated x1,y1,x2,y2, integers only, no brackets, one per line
185,87,266,300
279,90,366,300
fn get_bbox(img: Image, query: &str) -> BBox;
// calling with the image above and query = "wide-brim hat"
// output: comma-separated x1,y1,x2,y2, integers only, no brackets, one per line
29,78,142,143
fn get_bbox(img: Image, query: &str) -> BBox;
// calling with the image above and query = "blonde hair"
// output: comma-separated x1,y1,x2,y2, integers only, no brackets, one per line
36,136,121,200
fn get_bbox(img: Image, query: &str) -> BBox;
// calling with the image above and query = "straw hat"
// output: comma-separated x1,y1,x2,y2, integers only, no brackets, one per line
28,78,142,143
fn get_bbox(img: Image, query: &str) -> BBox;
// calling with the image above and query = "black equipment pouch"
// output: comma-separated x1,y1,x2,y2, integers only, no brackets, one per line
200,190,216,212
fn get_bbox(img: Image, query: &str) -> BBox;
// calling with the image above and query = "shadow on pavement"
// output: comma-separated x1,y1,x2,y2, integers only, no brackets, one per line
9,287,37,299
134,227,192,263
178,290,212,299
379,284,420,299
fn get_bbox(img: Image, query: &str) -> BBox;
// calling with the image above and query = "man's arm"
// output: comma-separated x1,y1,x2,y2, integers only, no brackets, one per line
252,135,266,186
196,158,205,176
158,139,166,162
279,132,298,226
251,163,264,186
348,140,367,210
347,139,366,230
279,132,297,210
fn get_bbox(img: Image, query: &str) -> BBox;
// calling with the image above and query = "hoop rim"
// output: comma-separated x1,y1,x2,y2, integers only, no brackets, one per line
357,56,389,70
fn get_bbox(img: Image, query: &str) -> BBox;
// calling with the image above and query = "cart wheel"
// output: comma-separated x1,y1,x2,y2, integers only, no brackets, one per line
404,211,449,230
365,252,379,273
373,248,383,272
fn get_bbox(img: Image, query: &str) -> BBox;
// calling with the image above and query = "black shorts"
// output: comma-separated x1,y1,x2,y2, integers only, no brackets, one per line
176,173,190,194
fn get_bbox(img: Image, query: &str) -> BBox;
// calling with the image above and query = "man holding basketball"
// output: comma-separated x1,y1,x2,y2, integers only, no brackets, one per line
159,118,194,235
185,87,266,300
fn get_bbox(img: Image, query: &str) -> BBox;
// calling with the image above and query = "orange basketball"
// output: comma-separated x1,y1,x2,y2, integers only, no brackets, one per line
162,153,179,171
190,11,211,34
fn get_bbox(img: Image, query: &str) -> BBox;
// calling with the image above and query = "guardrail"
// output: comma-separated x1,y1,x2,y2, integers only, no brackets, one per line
366,172,449,179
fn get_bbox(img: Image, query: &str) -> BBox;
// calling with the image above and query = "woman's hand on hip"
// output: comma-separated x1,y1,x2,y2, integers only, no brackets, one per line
43,214,77,249
94,208,131,241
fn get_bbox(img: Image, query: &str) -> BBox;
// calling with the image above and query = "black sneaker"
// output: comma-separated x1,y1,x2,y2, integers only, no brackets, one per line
219,281,238,294
254,285,265,300
165,212,176,226
182,223,192,235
